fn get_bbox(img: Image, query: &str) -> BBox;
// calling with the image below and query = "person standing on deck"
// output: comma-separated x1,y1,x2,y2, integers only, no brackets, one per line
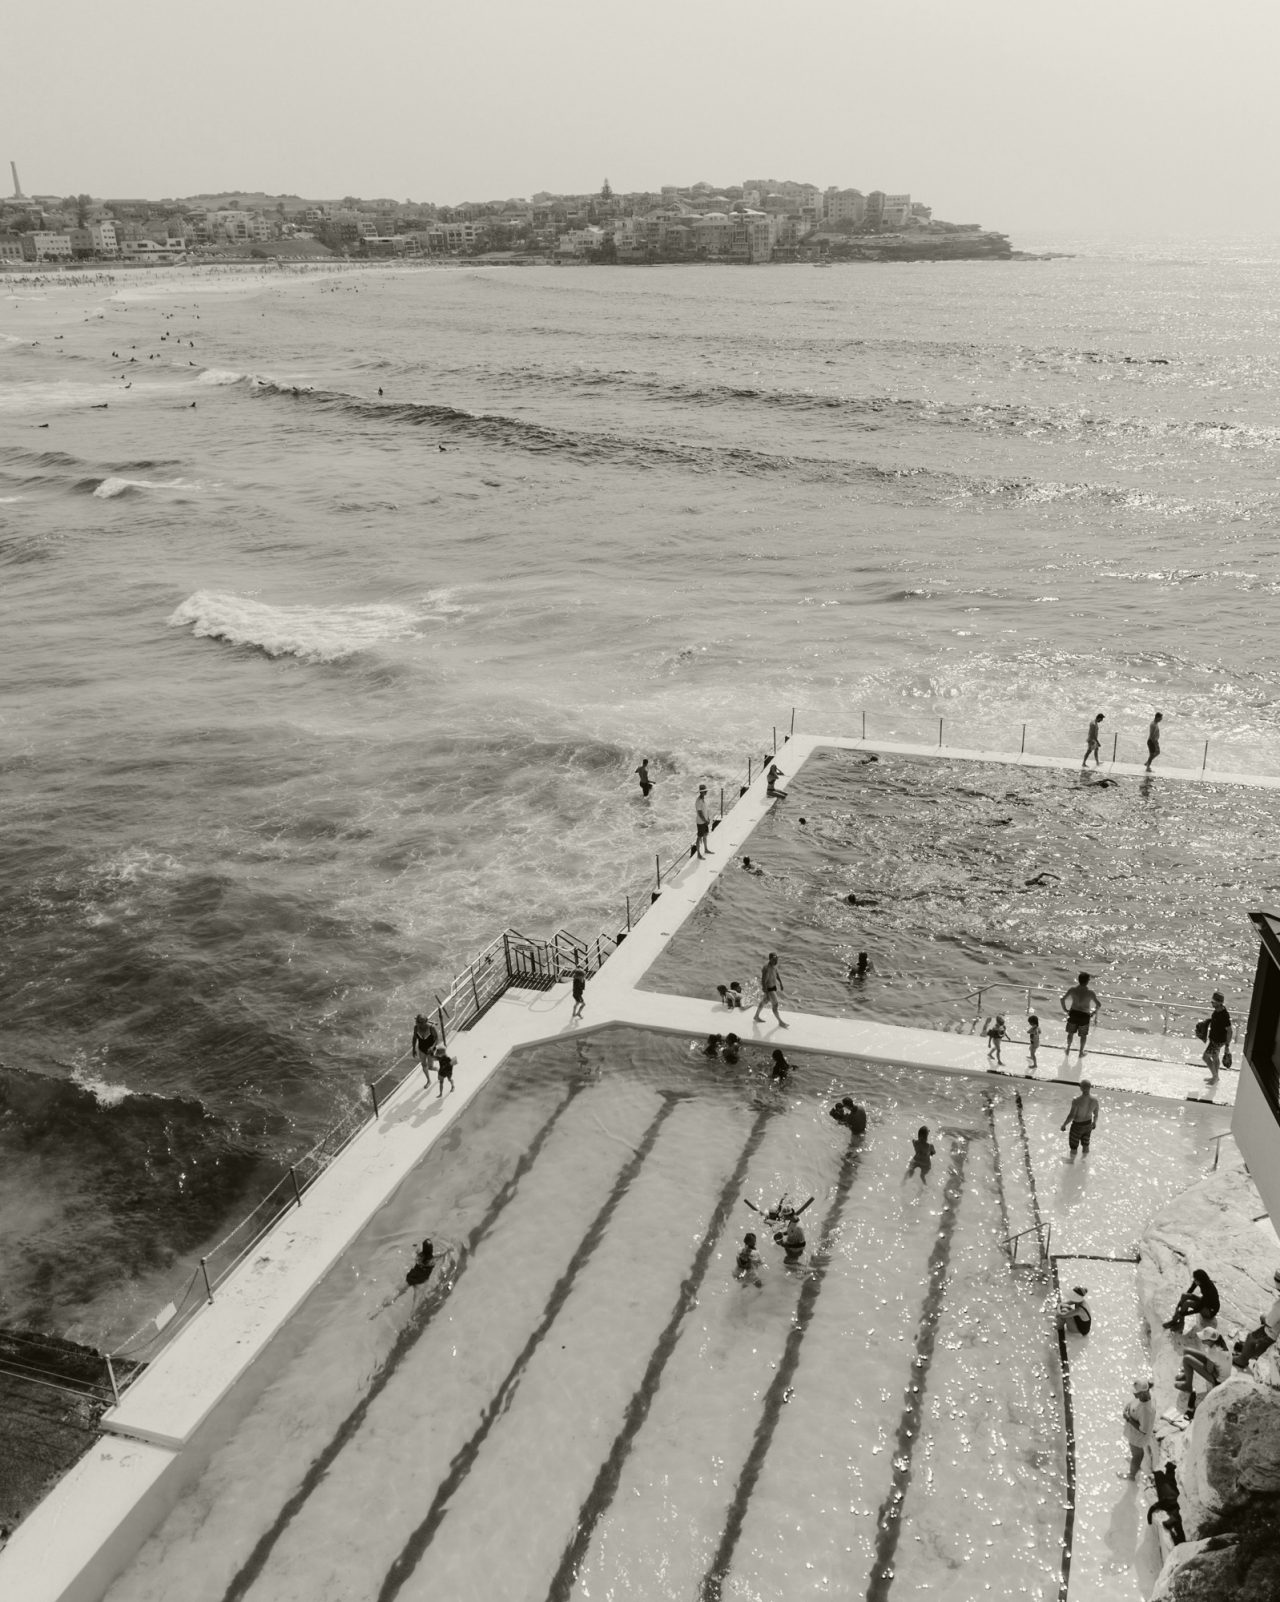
1144,711,1164,771
1202,992,1232,1082
412,1014,438,1085
570,965,586,1021
1061,1081,1100,1157
1082,712,1105,767
754,953,787,1026
695,785,713,858
1060,972,1101,1059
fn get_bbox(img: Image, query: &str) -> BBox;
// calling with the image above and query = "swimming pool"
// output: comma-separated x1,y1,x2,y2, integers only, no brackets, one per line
100,1027,1224,1602
642,746,1279,1046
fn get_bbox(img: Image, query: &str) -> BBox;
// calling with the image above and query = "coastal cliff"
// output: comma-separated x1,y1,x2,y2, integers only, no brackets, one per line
1138,1154,1280,1600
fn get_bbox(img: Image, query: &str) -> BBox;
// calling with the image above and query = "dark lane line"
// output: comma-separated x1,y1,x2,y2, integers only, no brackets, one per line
374,1096,679,1602
699,1132,865,1602
1013,1090,1047,1257
983,1089,1012,1250
1050,1257,1078,1602
542,1106,774,1602
864,1136,972,1602
220,1079,587,1602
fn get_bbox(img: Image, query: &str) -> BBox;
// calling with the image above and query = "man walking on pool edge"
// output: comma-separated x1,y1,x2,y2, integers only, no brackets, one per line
754,953,788,1027
1060,971,1101,1060
1145,711,1163,772
1061,1080,1100,1157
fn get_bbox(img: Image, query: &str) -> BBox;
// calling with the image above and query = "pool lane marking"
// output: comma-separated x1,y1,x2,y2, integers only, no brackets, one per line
373,1096,680,1602
541,1105,774,1602
1048,1256,1077,1602
698,1130,866,1602
1013,1090,1048,1259
864,1134,972,1602
983,1089,1013,1252
219,1079,588,1602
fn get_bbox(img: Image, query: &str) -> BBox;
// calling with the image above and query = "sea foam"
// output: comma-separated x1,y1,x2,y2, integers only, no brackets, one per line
168,591,425,662
93,476,193,499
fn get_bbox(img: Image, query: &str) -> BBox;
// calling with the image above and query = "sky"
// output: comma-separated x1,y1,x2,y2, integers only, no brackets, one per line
6,0,1280,236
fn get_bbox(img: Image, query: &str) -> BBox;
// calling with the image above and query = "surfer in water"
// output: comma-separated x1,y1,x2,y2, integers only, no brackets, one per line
407,1239,436,1286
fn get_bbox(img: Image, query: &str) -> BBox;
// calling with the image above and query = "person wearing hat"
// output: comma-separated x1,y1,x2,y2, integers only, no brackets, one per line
1203,993,1232,1082
694,784,713,858
1234,1268,1280,1367
1057,1286,1092,1336
1120,1378,1155,1479
1175,1326,1232,1404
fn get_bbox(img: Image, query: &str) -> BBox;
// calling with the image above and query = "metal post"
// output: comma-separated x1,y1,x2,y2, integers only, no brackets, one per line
471,966,481,1016
748,756,752,785
290,1165,303,1208
369,1079,380,1117
938,717,943,748
720,785,724,819
200,1256,214,1305
772,726,777,755
1111,733,1118,763
1161,1006,1170,1035
105,1354,121,1407
862,710,866,741
436,1002,447,1049
625,894,631,931
1020,723,1026,754
655,853,662,890
790,706,795,736
1202,740,1209,773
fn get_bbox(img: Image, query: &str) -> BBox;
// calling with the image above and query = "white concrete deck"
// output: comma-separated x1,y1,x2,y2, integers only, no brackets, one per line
0,732,1260,1602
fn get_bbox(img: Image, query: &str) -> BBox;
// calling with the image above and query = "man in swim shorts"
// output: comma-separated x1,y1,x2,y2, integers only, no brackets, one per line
753,953,787,1026
635,758,652,797
1145,711,1163,772
695,785,713,858
1061,1081,1099,1156
1082,712,1104,768
1060,972,1100,1059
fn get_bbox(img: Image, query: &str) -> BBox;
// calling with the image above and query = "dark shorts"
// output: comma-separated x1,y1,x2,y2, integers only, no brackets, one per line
697,821,709,838
1065,1009,1092,1041
1147,741,1159,757
1068,1120,1093,1152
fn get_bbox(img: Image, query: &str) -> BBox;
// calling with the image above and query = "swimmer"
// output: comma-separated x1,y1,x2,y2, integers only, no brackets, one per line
716,982,744,1010
773,1217,806,1263
406,1239,436,1286
735,1232,764,1287
769,1048,793,1084
766,764,787,799
829,1097,867,1136
1024,872,1061,888
703,1033,724,1057
905,1126,936,1185
722,1032,741,1065
741,856,764,875
848,951,870,981
746,1193,814,1224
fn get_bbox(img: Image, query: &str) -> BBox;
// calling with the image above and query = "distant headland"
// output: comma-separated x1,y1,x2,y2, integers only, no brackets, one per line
0,170,1043,267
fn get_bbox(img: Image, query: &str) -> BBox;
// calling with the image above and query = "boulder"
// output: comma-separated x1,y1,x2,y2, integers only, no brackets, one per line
1149,1528,1280,1602
1179,1378,1280,1535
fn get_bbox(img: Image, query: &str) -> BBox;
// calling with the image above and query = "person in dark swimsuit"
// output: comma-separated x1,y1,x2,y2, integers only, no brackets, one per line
412,1014,438,1083
406,1239,435,1286
703,1033,724,1057
721,1033,741,1065
435,1051,454,1096
770,1049,793,1084
905,1127,935,1184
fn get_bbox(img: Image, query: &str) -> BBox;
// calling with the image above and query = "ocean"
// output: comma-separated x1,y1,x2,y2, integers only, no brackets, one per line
2,244,1279,1345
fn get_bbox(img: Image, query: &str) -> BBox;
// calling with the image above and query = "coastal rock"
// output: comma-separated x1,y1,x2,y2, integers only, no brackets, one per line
1179,1379,1280,1533
1148,1529,1280,1602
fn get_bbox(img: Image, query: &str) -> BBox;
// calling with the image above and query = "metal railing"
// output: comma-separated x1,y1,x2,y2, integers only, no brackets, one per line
965,983,1206,1039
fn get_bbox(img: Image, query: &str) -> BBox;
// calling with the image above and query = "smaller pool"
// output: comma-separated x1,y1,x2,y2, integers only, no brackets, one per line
103,1028,1224,1602
642,746,1275,1043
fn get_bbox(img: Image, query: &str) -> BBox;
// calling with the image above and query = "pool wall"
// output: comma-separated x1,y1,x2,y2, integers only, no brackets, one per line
1,730,1267,1602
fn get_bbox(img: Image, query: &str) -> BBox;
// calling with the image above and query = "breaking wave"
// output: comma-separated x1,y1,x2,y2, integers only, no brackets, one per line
93,476,195,499
167,590,434,662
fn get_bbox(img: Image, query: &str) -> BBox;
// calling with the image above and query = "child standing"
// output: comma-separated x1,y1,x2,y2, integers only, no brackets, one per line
905,1126,936,1185
1027,1013,1041,1073
986,1015,1008,1066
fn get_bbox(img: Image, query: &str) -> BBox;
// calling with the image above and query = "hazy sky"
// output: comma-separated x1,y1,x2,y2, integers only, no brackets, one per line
7,0,1279,235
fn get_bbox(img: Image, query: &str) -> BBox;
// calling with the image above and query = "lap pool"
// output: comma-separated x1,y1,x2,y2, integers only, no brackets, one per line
102,1028,1225,1602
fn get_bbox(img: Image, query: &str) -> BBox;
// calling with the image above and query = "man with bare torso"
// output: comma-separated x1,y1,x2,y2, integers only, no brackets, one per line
1060,972,1101,1059
1061,1081,1100,1157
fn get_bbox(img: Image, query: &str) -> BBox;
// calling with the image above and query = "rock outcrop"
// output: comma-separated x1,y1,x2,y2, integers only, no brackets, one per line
1137,1150,1280,1601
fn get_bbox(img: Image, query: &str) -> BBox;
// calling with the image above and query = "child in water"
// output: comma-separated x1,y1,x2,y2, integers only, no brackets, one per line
735,1232,763,1287
905,1127,936,1185
986,1015,1008,1066
1027,1013,1041,1073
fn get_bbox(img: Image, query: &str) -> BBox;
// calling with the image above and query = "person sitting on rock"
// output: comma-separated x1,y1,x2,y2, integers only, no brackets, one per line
1163,1268,1220,1334
1234,1268,1280,1367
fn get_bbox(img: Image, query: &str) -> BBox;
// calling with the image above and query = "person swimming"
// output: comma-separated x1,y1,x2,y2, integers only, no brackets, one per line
406,1239,436,1287
746,1193,814,1224
703,1033,724,1057
735,1232,763,1287
722,1032,741,1065
770,1048,793,1084
829,1097,867,1136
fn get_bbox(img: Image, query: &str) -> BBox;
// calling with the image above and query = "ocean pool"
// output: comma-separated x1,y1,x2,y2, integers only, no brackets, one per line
101,1026,1225,1602
642,746,1280,1049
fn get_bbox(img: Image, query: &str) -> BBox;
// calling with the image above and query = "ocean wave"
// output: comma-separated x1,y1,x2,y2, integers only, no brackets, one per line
93,476,196,499
0,495,22,503
167,590,430,662
197,368,246,386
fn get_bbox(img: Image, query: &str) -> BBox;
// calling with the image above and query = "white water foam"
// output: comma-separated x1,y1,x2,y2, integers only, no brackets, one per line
197,368,244,386
167,590,427,662
70,1065,134,1108
93,477,195,499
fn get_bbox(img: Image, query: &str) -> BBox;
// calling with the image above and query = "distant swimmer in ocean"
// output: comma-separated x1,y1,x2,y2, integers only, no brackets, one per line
1024,872,1061,888
766,764,787,798
904,1127,936,1185
1082,712,1105,768
735,1232,764,1287
830,1097,867,1136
